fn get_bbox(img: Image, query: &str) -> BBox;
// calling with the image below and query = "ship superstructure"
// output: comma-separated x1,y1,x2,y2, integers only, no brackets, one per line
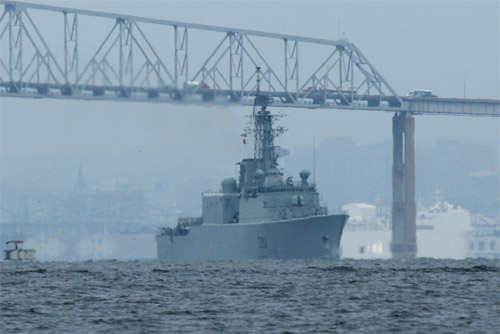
156,68,348,261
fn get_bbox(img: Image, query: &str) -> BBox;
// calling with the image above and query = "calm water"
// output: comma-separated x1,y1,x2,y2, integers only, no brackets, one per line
1,258,499,333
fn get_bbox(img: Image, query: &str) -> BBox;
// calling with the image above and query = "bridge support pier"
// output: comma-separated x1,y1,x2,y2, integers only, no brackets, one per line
391,112,417,259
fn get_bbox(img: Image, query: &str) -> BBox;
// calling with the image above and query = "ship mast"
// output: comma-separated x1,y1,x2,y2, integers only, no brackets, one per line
250,67,286,175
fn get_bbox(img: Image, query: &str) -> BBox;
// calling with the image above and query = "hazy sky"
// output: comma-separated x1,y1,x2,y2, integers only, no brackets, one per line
1,0,499,191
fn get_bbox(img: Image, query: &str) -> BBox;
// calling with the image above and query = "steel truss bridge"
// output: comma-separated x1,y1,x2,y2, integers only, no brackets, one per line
1,1,499,258
1,1,499,116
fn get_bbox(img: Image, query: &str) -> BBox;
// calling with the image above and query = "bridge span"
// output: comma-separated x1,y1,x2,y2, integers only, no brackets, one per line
1,1,499,259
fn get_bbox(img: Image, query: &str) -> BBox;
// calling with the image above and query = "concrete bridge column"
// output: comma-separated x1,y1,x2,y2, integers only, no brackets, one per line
391,112,417,259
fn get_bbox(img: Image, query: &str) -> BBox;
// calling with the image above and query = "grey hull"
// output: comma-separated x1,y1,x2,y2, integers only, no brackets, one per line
156,214,348,261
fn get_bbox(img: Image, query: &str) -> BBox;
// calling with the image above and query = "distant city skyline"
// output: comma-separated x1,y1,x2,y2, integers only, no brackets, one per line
1,135,497,213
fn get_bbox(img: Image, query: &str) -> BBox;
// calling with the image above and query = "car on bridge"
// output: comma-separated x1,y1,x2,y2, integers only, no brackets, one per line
407,90,437,97
184,81,211,92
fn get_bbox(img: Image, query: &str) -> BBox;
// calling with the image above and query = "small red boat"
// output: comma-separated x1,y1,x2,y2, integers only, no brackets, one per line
4,240,36,261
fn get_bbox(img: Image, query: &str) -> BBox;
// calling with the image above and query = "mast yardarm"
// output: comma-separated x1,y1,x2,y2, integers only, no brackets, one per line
246,67,286,174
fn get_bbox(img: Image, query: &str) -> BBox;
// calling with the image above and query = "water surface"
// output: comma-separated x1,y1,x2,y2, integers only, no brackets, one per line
1,258,499,333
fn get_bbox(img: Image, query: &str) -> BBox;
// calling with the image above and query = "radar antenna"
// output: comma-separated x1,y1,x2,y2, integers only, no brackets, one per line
245,67,287,175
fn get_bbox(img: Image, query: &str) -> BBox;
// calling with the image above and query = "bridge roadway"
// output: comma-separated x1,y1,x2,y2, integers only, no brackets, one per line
1,86,498,116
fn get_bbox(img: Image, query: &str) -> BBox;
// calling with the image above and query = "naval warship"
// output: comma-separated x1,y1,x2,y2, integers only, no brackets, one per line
156,70,349,261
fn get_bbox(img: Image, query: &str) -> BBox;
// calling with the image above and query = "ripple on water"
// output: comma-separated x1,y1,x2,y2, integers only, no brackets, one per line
0,258,498,334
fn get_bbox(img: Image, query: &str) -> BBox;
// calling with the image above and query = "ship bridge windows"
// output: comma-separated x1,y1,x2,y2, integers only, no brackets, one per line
259,186,316,194
490,240,496,251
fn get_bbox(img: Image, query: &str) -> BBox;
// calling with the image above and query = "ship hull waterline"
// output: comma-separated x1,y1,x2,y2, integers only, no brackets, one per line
156,214,348,261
